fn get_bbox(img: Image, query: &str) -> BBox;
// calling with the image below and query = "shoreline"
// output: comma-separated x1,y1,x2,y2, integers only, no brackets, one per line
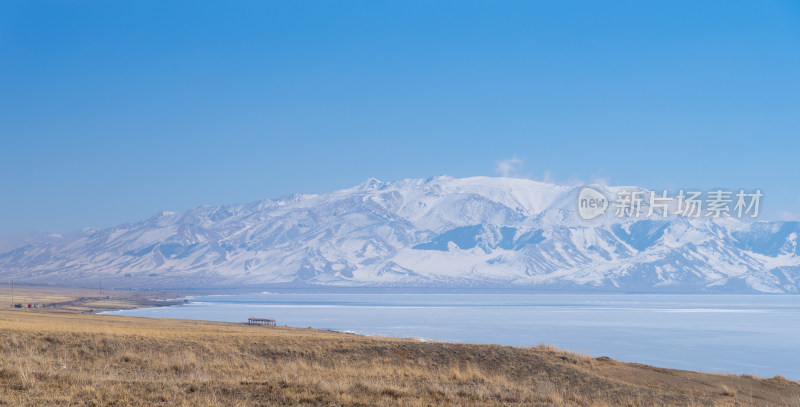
1,308,798,406
8,285,800,384
7,303,799,384
100,290,800,381
1,284,199,314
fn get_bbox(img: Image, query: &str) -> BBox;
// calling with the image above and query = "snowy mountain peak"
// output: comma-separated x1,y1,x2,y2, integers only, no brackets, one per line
1,176,798,292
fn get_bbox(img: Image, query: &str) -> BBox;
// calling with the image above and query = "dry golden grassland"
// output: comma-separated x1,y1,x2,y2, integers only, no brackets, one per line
0,285,101,308
0,284,186,313
1,308,799,406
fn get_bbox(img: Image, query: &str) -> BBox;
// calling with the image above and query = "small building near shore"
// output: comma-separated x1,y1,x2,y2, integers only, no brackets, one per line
247,317,276,326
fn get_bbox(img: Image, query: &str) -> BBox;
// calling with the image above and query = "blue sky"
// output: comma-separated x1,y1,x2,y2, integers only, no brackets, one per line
1,1,799,235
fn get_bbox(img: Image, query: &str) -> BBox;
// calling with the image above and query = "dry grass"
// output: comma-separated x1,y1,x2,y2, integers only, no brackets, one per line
1,310,798,406
0,284,187,313
0,285,101,307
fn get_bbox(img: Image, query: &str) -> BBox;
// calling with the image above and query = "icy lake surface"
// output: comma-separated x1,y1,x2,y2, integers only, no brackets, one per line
104,293,800,379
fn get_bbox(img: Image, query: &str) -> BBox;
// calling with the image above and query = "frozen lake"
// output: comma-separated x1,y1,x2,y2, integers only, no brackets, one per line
104,293,800,379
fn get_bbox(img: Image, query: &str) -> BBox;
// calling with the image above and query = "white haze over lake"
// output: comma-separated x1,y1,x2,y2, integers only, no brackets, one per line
104,293,800,379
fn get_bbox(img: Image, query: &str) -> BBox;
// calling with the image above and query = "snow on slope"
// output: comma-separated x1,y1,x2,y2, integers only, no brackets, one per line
1,176,799,292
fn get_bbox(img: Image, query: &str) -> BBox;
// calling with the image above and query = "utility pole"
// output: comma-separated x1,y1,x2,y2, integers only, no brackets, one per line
10,280,14,308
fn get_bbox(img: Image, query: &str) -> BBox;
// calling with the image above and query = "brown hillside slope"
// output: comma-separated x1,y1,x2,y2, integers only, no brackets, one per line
0,310,798,406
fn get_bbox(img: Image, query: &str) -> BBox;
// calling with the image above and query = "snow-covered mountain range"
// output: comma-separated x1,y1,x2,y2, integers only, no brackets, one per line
1,176,799,292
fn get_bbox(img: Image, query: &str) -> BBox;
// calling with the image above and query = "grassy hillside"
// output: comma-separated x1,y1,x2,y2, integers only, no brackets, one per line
1,310,798,406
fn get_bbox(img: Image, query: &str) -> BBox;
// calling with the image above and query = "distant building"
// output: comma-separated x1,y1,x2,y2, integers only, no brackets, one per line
247,317,276,326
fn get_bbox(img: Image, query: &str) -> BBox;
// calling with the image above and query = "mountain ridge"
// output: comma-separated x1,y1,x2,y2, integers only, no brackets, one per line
1,176,799,292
